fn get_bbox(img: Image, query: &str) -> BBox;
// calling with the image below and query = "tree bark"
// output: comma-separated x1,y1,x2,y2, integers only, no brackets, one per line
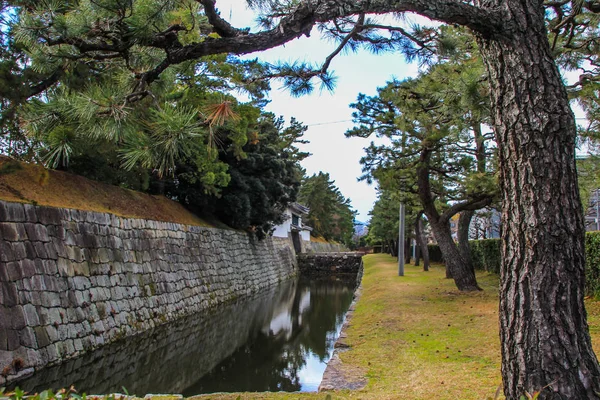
474,0,600,397
414,229,420,267
416,148,482,290
431,219,480,291
22,0,600,396
457,210,475,270
404,238,411,264
415,211,430,271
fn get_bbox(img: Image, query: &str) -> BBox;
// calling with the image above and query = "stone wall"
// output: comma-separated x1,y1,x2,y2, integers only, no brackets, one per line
0,200,297,385
9,280,299,395
302,241,348,253
297,253,364,277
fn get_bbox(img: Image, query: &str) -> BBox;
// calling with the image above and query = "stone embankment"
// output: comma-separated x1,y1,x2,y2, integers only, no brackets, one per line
297,252,364,277
303,242,348,253
0,200,296,385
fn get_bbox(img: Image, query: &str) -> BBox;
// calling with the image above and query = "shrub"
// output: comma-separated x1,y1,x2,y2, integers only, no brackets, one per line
470,239,501,274
431,233,600,298
586,232,600,298
427,244,444,263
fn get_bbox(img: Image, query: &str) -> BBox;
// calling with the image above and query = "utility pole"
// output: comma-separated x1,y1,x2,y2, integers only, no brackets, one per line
398,131,407,277
596,189,600,231
398,202,405,276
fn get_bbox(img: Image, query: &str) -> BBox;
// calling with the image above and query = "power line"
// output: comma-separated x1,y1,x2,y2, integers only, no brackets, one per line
305,117,590,127
305,119,353,127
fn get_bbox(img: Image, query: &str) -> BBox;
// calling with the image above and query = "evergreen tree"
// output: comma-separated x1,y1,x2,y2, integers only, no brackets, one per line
348,44,497,291
298,172,356,246
3,0,600,396
167,111,307,238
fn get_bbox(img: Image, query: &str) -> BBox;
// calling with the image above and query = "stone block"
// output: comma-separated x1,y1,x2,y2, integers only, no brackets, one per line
20,258,36,278
0,241,15,262
40,291,61,308
66,246,85,263
1,281,18,307
0,328,7,350
0,222,27,241
51,237,68,258
30,275,46,291
6,262,21,281
27,349,43,367
7,329,20,350
42,275,60,292
24,223,50,242
44,243,58,260
73,338,83,352
36,206,62,225
41,260,58,276
10,242,27,261
57,258,73,277
45,343,59,362
58,325,68,341
0,202,25,222
23,204,37,223
45,325,59,343
72,262,90,277
22,304,40,326
24,241,37,259
52,225,66,241
98,248,112,263
11,306,27,330
72,276,91,291
81,232,98,248
19,327,37,348
33,242,48,259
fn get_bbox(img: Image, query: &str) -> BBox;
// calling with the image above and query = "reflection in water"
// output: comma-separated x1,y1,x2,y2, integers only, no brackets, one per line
12,276,356,395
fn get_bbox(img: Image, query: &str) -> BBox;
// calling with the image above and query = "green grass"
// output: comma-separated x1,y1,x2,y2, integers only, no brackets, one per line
190,254,504,400
7,254,600,400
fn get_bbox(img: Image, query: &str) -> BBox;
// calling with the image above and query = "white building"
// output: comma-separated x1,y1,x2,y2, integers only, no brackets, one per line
273,203,312,253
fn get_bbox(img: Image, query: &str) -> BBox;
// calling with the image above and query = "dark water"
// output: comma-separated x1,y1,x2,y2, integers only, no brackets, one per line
11,276,356,395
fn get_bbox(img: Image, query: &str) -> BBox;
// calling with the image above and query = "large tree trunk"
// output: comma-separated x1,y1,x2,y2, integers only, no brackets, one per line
417,149,481,290
457,210,474,270
475,0,600,397
430,219,481,291
414,234,420,267
388,239,397,257
415,211,430,271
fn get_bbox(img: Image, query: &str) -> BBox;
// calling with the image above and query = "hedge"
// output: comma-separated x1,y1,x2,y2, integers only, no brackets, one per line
427,244,444,263
586,232,600,298
427,232,600,298
426,240,500,273
470,239,501,274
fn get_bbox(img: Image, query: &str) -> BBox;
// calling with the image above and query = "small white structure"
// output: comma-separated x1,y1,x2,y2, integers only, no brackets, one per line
273,203,312,240
273,203,312,253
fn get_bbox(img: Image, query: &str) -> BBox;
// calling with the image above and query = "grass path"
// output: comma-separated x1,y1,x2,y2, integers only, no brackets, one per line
196,253,600,400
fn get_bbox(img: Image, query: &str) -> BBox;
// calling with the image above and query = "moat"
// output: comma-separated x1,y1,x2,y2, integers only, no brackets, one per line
10,276,357,395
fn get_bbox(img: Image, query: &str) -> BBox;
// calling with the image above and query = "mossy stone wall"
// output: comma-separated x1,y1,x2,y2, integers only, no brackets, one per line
0,200,297,385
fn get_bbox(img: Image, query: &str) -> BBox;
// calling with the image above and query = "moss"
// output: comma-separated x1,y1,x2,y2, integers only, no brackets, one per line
0,160,22,176
0,156,214,227
97,303,107,319
148,282,157,296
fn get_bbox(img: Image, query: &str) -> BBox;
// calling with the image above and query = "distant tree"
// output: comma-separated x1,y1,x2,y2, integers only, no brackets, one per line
4,0,600,396
298,172,356,245
365,187,419,257
348,45,497,291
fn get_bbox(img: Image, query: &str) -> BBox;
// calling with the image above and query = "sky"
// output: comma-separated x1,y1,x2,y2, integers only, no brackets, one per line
216,1,423,222
214,2,588,222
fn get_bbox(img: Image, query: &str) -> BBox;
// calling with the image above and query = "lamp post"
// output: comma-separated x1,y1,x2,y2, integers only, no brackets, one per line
398,202,405,276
